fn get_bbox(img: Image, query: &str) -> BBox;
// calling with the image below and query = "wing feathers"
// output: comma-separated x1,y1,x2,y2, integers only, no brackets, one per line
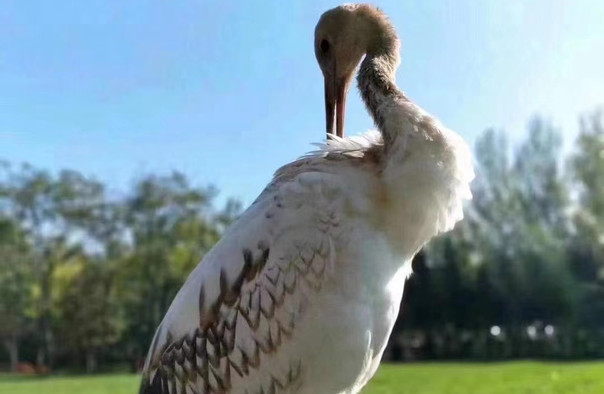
141,177,338,394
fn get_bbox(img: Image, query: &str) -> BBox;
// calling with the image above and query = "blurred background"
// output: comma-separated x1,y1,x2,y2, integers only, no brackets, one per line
1,0,604,392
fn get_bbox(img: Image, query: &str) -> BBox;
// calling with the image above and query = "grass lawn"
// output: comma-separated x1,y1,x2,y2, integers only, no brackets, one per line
1,362,603,393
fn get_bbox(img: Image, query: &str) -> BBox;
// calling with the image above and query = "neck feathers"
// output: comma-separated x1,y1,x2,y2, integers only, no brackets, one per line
355,7,405,150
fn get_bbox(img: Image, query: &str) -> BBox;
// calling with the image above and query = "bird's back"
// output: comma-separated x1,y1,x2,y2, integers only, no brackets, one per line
140,121,473,393
139,136,399,394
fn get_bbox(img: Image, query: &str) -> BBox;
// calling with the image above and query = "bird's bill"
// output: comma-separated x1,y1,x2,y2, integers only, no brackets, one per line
324,77,348,138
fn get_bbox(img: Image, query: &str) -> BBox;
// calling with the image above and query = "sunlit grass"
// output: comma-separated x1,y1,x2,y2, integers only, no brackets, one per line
0,373,138,394
1,362,604,393
365,362,604,393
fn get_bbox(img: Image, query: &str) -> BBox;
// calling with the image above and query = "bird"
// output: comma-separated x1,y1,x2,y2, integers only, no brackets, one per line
139,4,474,394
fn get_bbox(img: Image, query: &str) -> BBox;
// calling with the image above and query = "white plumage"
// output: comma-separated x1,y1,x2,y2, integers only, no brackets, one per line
140,4,473,394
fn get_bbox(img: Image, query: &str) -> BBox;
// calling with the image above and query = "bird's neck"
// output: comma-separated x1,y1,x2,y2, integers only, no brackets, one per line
357,41,406,151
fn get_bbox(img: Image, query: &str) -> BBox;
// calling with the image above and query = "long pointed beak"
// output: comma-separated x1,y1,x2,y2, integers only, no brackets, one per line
324,76,349,138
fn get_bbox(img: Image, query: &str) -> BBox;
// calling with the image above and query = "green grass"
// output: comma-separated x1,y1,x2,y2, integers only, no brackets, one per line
0,373,138,394
1,362,603,393
365,362,604,393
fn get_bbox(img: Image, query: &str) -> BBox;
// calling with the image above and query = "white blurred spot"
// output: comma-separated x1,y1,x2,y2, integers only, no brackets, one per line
545,325,555,336
490,325,501,337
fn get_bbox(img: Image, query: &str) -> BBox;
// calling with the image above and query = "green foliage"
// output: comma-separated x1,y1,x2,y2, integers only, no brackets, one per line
0,166,239,372
568,111,604,330
0,217,33,371
54,258,122,372
117,172,226,361
0,217,32,333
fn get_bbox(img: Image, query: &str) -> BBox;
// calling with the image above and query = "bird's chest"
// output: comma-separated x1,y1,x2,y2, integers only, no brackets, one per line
295,229,409,394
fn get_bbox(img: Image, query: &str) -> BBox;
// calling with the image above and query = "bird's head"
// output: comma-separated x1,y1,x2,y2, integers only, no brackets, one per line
315,4,395,138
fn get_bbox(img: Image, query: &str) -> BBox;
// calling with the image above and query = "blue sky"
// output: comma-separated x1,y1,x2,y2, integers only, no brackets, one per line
1,1,603,205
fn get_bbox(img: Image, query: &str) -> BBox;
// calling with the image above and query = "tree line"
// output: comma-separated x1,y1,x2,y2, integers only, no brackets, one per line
0,168,240,372
0,110,603,372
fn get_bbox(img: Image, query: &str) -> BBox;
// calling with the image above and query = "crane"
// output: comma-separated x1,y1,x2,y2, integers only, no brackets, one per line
140,4,473,394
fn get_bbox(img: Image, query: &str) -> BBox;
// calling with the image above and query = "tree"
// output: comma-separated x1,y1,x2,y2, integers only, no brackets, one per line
117,172,233,366
470,120,573,326
0,217,33,371
1,164,107,368
54,256,122,373
570,111,604,332
1,164,57,368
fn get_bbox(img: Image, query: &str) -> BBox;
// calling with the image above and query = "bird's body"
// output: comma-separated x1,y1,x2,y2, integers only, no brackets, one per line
140,4,473,394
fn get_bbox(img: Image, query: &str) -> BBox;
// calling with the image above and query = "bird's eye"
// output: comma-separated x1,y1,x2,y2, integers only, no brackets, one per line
320,39,330,54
